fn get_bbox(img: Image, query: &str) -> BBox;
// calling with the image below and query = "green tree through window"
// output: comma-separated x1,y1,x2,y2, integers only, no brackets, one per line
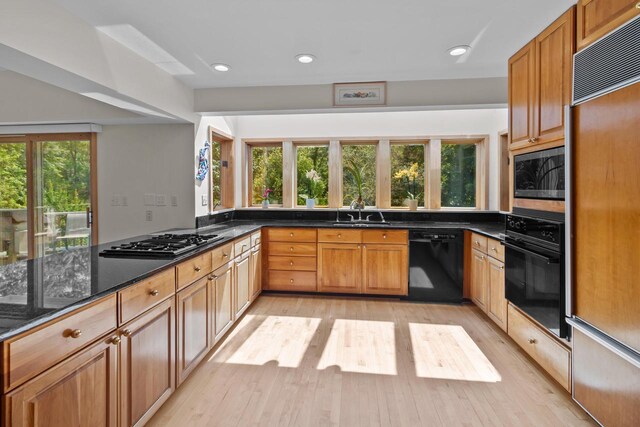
251,146,283,205
441,143,476,207
391,144,425,207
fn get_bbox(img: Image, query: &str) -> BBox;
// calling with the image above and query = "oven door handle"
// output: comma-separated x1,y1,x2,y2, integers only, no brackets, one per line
503,242,560,264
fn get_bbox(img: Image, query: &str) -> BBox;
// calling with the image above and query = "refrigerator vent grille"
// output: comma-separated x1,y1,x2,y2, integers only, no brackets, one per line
573,15,640,104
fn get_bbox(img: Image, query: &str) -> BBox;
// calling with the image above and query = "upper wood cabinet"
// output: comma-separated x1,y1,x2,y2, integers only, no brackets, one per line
577,0,640,50
509,7,575,151
5,334,119,427
119,298,175,427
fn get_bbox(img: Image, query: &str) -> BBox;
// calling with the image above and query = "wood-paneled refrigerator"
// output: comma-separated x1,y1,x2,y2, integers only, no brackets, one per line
566,14,640,427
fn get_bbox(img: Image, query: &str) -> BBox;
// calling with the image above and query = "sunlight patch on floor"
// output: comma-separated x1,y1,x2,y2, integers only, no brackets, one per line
317,319,397,375
409,323,501,382
225,315,321,368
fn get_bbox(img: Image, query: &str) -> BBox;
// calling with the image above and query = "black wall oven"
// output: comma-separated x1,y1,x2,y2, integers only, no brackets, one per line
514,146,565,200
504,214,568,339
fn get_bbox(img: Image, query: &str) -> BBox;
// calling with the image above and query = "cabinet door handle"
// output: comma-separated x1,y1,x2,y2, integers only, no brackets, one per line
475,240,480,246
491,247,497,252
149,289,160,296
528,338,537,344
289,233,294,237
290,247,294,252
194,266,201,272
338,234,342,238
290,261,294,266
122,329,132,337
500,265,504,270
222,253,228,258
110,335,121,345
67,329,82,339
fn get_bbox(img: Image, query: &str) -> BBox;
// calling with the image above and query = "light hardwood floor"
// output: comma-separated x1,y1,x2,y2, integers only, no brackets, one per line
148,295,593,427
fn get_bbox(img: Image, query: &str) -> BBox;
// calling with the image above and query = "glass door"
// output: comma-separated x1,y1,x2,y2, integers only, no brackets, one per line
32,135,94,257
0,139,29,266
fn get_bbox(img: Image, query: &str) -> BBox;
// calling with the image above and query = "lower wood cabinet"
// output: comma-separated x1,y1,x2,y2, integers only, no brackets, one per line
211,260,234,343
470,248,488,311
119,298,175,427
362,244,408,295
4,334,119,427
234,251,251,318
176,276,210,385
317,243,362,293
250,243,262,300
487,256,507,331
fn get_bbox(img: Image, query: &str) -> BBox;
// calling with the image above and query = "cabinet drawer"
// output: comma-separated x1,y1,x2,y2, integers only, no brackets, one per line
268,242,317,257
268,271,317,291
176,251,212,290
251,231,262,247
211,242,234,271
268,256,317,271
317,228,362,243
234,236,251,256
118,269,175,324
2,294,117,392
507,304,571,391
266,228,317,242
470,233,488,253
363,229,407,245
487,238,505,262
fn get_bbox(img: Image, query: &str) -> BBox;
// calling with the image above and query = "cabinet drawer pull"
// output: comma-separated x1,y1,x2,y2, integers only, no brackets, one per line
500,265,504,270
338,233,342,238
289,232,294,237
475,240,480,246
637,2,640,8
122,329,132,337
480,255,485,260
289,279,294,284
491,247,497,252
194,266,201,272
242,244,247,250
528,338,537,344
149,289,160,296
67,329,82,339
383,234,387,239
290,247,294,252
290,261,294,266
222,253,228,258
110,335,121,345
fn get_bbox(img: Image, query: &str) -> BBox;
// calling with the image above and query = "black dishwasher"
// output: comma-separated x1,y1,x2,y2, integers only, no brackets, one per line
408,230,464,303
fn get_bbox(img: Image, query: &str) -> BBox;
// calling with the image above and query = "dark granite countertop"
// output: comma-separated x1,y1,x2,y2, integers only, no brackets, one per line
0,219,503,342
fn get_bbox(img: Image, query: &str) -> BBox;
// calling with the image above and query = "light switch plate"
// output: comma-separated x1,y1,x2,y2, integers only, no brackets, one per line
121,195,128,207
111,194,120,206
144,193,156,206
201,195,208,206
171,195,178,207
145,210,152,221
156,194,167,206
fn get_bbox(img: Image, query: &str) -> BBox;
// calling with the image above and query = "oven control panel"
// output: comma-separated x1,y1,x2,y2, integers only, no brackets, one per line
506,215,563,246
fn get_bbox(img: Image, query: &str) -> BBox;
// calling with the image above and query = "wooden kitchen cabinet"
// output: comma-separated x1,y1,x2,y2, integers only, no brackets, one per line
265,227,318,291
509,7,575,151
250,243,262,300
176,276,210,385
362,244,408,295
234,251,251,318
577,0,640,50
4,334,119,427
119,298,175,427
470,248,488,311
487,256,507,332
211,260,234,343
317,243,362,294
508,41,536,149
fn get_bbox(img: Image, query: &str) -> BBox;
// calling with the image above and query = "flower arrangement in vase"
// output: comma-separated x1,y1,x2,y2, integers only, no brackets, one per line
261,188,272,209
300,169,322,208
394,163,420,211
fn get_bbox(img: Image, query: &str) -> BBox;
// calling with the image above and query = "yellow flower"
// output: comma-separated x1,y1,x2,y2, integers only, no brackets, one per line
394,163,420,180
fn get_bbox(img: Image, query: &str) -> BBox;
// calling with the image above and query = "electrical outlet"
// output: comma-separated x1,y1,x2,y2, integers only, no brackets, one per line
144,193,156,206
201,195,208,206
145,210,152,221
121,195,128,207
171,195,178,207
156,194,167,206
111,194,120,207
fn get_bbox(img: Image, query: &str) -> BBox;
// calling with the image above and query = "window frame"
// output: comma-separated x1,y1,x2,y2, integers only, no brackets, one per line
242,135,488,210
208,126,234,212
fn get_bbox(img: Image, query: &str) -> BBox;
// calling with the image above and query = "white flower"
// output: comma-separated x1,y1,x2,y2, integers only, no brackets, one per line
306,169,321,182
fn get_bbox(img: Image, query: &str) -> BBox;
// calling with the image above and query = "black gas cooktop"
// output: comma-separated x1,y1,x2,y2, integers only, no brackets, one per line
99,233,224,258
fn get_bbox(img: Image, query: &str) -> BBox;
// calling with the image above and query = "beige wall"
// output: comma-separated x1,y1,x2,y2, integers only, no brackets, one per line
98,124,196,243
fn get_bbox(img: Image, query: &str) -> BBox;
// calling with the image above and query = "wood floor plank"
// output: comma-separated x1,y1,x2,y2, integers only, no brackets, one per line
148,296,593,427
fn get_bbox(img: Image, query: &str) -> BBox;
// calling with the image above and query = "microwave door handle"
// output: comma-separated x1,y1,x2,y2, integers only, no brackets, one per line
503,242,560,264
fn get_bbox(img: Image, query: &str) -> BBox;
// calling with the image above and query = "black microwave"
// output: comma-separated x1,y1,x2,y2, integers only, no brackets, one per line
514,147,565,200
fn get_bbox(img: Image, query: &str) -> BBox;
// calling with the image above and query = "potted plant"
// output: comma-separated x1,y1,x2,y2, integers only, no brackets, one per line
261,188,272,209
300,169,322,209
344,159,366,209
394,163,420,211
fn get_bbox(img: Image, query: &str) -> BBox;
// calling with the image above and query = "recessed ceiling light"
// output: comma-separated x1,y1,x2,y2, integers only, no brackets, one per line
211,63,230,72
295,54,316,64
448,45,471,56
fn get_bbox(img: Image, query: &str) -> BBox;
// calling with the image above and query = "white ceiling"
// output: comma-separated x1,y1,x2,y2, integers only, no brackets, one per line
55,0,575,89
